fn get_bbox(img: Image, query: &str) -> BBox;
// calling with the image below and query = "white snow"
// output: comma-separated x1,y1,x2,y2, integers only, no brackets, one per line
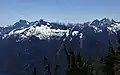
14,28,27,34
79,33,83,38
90,25,102,32
72,31,79,36
113,24,120,31
97,29,102,32
107,27,112,31
27,22,29,25
66,30,69,37
46,22,50,25
91,25,98,30
6,25,69,40
107,23,120,32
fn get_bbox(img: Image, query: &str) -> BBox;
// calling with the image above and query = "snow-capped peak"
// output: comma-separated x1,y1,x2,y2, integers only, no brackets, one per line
4,24,70,40
90,19,100,26
111,19,116,24
1,18,120,41
100,18,111,25
107,23,120,32
13,19,30,28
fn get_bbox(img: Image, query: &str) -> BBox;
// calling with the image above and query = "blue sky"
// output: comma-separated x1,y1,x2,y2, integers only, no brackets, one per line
0,0,120,26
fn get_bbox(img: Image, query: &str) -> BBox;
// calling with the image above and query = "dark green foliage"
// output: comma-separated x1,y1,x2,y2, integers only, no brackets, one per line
63,42,94,75
100,40,120,75
101,41,116,75
43,57,52,75
54,65,59,75
32,68,36,75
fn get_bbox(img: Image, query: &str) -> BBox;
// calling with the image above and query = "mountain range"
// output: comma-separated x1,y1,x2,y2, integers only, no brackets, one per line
0,18,120,75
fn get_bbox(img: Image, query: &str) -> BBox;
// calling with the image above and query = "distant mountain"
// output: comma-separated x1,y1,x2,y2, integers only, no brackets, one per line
0,18,120,75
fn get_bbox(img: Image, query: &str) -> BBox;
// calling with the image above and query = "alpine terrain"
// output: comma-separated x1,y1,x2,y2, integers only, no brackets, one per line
0,18,120,75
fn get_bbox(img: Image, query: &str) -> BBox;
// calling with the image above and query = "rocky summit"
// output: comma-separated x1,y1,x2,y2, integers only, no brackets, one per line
0,18,120,75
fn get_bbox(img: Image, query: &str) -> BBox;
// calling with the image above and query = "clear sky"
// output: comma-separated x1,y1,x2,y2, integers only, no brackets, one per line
0,0,120,26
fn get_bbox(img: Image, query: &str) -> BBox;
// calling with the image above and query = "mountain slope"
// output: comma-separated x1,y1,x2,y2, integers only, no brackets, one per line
0,18,120,75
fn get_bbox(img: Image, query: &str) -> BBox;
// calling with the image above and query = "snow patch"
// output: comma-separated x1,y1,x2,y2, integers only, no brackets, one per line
107,23,120,32
5,25,69,40
79,33,83,38
72,31,79,36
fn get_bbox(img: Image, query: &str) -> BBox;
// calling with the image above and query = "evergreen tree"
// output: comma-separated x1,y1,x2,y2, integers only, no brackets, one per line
101,41,116,75
32,67,36,75
54,65,59,75
43,57,52,75
87,56,94,75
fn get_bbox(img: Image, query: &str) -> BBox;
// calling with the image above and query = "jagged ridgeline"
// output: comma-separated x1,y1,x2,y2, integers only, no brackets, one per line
0,18,120,75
